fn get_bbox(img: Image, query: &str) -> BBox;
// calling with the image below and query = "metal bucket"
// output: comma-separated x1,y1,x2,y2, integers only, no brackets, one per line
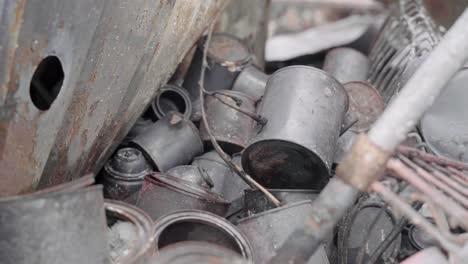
183,33,252,121
130,112,203,172
167,165,213,190
232,65,269,102
236,201,329,264
323,47,369,84
148,241,246,264
244,189,319,215
335,81,384,163
151,84,192,120
0,185,108,264
100,147,152,204
200,90,256,154
152,210,253,260
136,173,229,220
106,200,154,264
242,66,348,189
192,151,250,203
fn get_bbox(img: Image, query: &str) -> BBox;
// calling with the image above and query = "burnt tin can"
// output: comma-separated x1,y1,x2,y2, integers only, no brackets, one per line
244,189,319,215
100,147,152,204
200,90,256,154
232,65,269,102
242,66,349,189
151,84,192,121
323,47,369,84
167,165,213,190
130,112,203,172
236,201,329,264
149,241,247,264
106,200,154,264
183,33,251,121
136,173,229,220
152,210,253,260
0,186,108,264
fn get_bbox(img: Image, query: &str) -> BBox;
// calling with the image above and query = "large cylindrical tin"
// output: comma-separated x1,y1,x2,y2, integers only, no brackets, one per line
106,200,154,264
136,173,229,220
130,112,203,172
236,201,329,264
244,189,319,215
323,47,369,84
100,147,152,204
152,210,253,260
200,90,256,154
232,65,269,102
183,33,251,121
151,84,192,121
0,186,108,264
242,66,348,189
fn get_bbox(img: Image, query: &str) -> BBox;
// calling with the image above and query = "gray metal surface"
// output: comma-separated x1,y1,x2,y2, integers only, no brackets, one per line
0,185,108,264
131,112,203,172
322,47,369,84
200,90,256,154
244,189,319,215
242,66,348,189
151,84,192,120
136,173,229,220
420,68,468,162
100,147,151,204
149,241,246,264
167,165,213,190
232,65,268,102
0,0,230,196
105,200,154,264
236,201,329,264
152,210,253,260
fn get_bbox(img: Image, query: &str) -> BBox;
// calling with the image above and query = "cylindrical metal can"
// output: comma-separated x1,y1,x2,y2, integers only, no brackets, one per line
130,112,203,172
167,165,213,190
242,66,348,189
151,84,192,121
232,65,269,102
200,90,256,154
152,210,253,260
183,33,251,121
323,47,369,83
136,173,229,220
100,147,152,204
244,189,319,215
105,200,154,264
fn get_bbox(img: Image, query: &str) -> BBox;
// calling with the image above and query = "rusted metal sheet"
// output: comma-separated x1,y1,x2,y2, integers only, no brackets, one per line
0,0,230,196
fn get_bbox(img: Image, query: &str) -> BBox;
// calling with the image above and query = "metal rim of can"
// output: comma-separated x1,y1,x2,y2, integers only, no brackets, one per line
105,200,154,264
152,84,192,120
151,210,253,260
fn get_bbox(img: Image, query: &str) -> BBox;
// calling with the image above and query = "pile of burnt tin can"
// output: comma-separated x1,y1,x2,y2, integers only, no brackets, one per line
91,31,401,264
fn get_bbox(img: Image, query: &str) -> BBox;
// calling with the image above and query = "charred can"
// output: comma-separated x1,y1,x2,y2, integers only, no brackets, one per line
232,65,269,102
130,112,203,172
200,90,256,154
136,173,229,220
183,33,251,121
242,66,348,189
106,200,154,264
152,210,253,260
151,84,192,120
100,147,152,204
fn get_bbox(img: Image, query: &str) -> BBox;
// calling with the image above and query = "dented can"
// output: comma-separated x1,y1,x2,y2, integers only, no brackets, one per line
200,90,256,154
151,84,192,120
183,33,251,121
130,112,203,172
242,66,348,189
152,210,253,260
232,65,269,102
100,147,152,204
136,173,229,220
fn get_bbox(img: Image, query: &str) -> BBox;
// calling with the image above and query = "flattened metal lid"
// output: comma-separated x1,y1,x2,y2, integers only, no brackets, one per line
420,68,468,162
343,81,384,132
